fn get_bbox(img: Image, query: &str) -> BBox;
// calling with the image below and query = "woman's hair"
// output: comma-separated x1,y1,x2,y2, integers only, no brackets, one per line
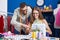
30,7,44,25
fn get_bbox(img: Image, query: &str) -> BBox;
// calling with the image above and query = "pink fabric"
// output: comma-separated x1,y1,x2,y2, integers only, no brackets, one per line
55,8,60,26
3,32,13,36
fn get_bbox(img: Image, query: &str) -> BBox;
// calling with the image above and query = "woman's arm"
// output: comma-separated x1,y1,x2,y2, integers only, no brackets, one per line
43,19,52,35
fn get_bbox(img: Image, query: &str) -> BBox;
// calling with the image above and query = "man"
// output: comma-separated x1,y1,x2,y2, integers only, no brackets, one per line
11,2,32,34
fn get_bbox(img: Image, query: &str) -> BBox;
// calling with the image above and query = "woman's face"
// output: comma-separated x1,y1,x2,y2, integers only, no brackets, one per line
33,10,39,19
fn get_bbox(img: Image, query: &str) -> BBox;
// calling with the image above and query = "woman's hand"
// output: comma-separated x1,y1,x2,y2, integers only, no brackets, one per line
46,30,52,35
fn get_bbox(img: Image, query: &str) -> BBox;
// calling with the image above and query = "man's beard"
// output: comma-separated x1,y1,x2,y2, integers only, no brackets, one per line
23,13,27,15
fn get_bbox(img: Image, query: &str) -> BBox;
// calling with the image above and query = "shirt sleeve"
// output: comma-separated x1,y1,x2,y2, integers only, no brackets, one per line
27,6,32,17
11,8,21,27
27,6,32,22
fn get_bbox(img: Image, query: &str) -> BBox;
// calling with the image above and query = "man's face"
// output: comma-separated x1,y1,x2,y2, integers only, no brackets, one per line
20,6,27,15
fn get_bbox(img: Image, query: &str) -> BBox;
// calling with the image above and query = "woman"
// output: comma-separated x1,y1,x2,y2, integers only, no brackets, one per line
27,7,52,37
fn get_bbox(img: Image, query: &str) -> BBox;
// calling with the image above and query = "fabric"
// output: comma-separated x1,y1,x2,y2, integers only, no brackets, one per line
0,15,4,33
55,9,60,26
7,16,14,33
7,16,11,31
14,29,20,34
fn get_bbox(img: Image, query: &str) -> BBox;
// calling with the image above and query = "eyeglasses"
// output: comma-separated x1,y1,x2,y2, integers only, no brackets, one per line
33,13,39,14
21,9,27,11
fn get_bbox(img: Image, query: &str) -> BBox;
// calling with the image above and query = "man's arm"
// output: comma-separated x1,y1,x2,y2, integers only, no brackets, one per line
11,8,29,28
11,9,21,27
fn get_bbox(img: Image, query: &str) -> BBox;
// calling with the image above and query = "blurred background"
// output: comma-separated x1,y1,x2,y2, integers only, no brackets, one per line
0,0,60,38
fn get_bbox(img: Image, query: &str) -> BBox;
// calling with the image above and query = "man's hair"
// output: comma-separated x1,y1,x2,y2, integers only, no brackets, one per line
20,2,26,8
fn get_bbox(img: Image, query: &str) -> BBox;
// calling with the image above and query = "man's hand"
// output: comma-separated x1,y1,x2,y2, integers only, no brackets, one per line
24,24,29,28
21,23,30,28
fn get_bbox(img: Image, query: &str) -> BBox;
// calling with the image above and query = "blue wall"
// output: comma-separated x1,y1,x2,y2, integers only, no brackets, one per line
8,0,58,13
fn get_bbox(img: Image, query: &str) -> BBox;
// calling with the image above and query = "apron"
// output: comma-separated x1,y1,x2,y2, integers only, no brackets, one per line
31,19,46,37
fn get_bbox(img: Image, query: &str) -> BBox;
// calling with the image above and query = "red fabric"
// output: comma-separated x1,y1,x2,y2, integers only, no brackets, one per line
0,15,4,33
7,16,11,31
7,16,14,33
11,25,14,33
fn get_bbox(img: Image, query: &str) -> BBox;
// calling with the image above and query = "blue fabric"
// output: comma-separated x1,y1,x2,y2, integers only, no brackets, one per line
14,29,27,35
14,29,20,34
46,32,49,37
55,29,60,37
